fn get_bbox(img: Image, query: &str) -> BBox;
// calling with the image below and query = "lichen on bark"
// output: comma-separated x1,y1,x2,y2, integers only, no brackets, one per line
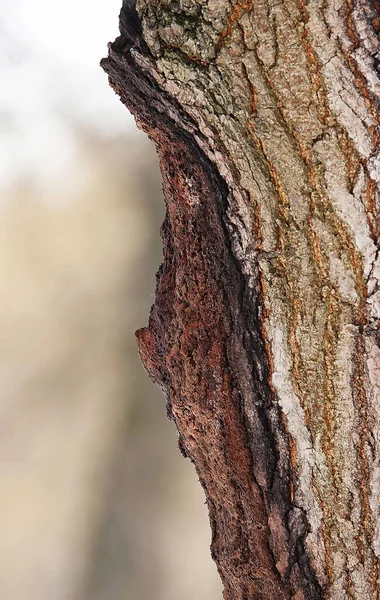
102,1,380,598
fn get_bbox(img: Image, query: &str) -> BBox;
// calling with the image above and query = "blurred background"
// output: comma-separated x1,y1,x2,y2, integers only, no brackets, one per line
0,1,222,599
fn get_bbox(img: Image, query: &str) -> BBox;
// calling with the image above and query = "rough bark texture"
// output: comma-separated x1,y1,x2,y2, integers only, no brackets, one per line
102,1,380,598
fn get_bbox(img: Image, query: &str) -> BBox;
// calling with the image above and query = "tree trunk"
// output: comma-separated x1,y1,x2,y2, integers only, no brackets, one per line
101,1,380,598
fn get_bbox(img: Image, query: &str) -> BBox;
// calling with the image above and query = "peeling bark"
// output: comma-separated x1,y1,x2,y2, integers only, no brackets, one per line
102,1,380,598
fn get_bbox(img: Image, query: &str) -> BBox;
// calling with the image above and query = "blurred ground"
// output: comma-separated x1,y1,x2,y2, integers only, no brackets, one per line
0,2,222,599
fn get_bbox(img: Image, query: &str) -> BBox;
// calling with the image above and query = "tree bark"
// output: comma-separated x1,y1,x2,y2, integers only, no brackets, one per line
102,1,380,598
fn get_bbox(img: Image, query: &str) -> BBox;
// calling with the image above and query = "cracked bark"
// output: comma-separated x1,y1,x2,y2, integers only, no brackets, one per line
102,0,380,598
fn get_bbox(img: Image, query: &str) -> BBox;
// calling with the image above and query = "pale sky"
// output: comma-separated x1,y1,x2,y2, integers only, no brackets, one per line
0,0,136,187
